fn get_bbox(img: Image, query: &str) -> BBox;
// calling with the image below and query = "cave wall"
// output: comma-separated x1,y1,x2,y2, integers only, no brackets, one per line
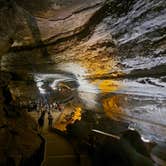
0,0,165,164
0,71,45,166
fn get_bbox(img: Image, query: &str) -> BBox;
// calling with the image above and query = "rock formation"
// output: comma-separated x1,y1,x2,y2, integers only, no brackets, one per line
0,72,44,166
0,0,166,165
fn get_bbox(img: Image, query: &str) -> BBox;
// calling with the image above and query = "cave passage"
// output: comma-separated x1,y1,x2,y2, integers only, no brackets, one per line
0,0,166,166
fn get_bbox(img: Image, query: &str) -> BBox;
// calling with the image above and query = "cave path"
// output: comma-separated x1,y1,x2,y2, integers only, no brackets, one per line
29,111,91,166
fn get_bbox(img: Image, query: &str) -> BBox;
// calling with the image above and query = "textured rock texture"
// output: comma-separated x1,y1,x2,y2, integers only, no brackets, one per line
1,0,118,77
0,0,166,164
0,71,44,166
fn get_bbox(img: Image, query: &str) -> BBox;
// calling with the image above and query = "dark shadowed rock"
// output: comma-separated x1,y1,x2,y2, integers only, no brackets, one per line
121,130,150,157
91,130,153,166
0,72,44,166
151,142,166,166
102,0,166,58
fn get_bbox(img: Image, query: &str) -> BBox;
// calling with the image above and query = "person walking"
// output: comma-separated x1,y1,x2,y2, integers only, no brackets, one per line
57,103,63,112
38,111,45,132
48,113,53,128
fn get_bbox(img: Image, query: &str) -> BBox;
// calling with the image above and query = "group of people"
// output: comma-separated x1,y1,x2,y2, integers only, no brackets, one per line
37,110,54,130
36,101,63,114
37,100,64,132
15,97,64,131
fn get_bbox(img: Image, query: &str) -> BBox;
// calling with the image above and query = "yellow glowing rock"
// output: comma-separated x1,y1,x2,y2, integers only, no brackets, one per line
94,79,120,93
102,95,123,119
54,105,82,131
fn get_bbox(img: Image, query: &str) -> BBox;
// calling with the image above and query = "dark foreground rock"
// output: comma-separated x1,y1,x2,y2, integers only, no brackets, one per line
0,72,45,166
65,111,154,166
151,142,166,166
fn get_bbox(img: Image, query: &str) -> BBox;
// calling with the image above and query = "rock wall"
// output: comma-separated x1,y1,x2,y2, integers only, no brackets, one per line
0,0,165,164
0,71,44,166
0,4,44,163
0,1,118,164
102,0,166,58
1,0,118,77
1,0,165,73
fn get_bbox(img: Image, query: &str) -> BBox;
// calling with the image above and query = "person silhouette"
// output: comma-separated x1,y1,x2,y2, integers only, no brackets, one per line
38,111,45,132
48,113,53,128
